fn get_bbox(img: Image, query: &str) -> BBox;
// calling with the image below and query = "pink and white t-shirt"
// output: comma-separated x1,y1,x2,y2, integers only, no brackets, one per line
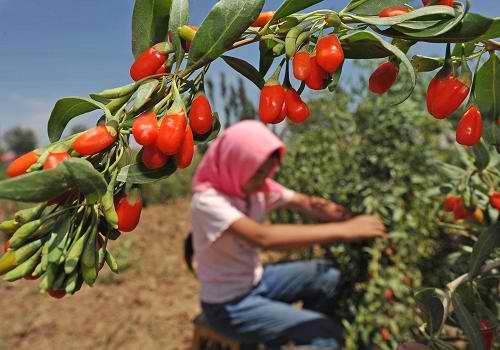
191,181,295,303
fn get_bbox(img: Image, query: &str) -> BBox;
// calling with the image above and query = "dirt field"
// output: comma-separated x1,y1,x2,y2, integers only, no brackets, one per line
0,198,201,350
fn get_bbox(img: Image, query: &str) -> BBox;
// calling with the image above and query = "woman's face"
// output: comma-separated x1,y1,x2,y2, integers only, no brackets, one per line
242,156,280,194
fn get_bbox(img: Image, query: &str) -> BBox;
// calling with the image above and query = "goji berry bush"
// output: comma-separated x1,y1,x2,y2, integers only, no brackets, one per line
0,0,498,348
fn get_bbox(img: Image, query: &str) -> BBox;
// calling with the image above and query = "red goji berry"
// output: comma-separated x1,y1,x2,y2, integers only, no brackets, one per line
479,319,494,350
315,34,344,73
115,188,143,232
443,195,461,212
489,192,500,210
285,88,310,124
305,56,328,90
456,105,482,146
270,99,287,124
384,289,394,300
156,111,187,155
189,92,213,135
380,328,391,341
176,125,194,169
369,61,399,95
6,151,39,177
292,51,312,81
427,69,469,119
259,81,286,123
142,144,169,169
132,111,159,146
251,11,274,27
452,198,470,220
378,6,411,17
72,125,117,156
130,47,166,81
48,289,66,299
43,151,70,170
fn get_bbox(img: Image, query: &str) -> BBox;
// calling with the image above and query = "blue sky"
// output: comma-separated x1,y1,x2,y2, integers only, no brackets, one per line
0,0,498,145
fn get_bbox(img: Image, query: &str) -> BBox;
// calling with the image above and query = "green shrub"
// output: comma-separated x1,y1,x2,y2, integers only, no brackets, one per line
273,66,459,349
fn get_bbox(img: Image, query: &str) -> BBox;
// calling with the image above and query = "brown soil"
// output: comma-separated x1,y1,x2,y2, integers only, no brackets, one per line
0,198,200,350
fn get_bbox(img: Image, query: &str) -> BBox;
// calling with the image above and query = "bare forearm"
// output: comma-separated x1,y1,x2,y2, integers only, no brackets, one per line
287,192,350,222
287,193,325,220
228,214,386,250
259,222,352,250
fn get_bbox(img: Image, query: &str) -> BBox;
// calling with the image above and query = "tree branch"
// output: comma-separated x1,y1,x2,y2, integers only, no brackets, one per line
447,259,500,292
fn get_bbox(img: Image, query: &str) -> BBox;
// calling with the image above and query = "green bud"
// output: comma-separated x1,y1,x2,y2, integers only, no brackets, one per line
101,192,118,229
65,231,89,274
64,269,80,294
9,219,44,249
105,250,119,274
14,203,46,225
0,220,19,235
4,248,42,282
285,26,304,58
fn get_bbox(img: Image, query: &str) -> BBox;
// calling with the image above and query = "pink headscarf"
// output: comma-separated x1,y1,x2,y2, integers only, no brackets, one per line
192,120,286,199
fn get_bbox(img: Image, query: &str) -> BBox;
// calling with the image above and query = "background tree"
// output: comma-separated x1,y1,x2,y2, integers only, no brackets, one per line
272,63,467,349
206,73,256,129
3,127,37,156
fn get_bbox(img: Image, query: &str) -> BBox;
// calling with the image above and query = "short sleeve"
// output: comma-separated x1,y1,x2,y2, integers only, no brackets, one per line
191,190,245,242
265,179,296,211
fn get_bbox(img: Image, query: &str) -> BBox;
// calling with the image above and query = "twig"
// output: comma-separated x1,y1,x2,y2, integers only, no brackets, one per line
447,259,500,292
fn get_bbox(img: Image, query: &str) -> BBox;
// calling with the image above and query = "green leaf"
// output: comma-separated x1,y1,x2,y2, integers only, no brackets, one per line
168,0,189,68
347,5,455,26
452,42,476,58
0,159,106,202
222,55,265,89
472,142,490,171
432,338,460,350
117,157,177,184
272,0,325,21
437,161,467,180
414,288,447,335
131,0,173,58
125,79,160,114
328,63,343,92
475,53,500,123
381,12,494,43
469,222,500,279
193,113,221,144
188,0,264,70
395,19,443,31
392,3,466,38
478,17,500,41
341,31,415,104
411,55,444,72
259,40,276,76
0,170,71,202
345,0,408,16
48,97,110,143
60,159,107,200
451,292,486,350
427,12,494,42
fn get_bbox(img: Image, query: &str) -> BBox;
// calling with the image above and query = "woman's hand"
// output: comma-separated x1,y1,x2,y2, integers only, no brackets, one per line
308,197,352,222
341,215,388,240
288,193,353,222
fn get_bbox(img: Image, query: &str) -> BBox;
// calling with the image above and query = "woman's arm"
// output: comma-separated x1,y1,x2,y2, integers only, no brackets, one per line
227,214,387,250
285,192,351,222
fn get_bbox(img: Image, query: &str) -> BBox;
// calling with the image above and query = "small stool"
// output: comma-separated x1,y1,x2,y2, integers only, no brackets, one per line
191,313,260,350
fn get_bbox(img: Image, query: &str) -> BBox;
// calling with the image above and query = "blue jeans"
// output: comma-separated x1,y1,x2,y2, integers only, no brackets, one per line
201,259,343,349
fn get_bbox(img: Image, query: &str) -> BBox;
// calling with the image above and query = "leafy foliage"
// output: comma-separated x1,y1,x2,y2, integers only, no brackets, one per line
273,66,457,349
